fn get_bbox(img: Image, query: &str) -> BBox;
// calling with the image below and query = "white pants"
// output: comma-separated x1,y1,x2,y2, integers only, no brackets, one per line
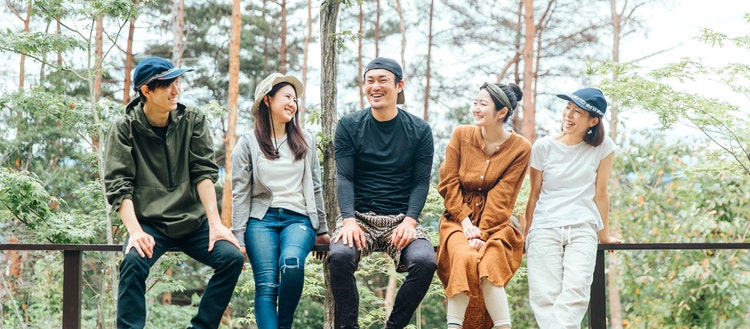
526,224,598,329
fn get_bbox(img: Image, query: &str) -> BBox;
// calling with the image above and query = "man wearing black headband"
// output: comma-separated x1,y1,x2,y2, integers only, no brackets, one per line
103,57,244,329
328,57,437,329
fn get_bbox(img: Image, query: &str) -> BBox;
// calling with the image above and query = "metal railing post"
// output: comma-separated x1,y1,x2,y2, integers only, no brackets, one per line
62,250,82,329
588,249,606,329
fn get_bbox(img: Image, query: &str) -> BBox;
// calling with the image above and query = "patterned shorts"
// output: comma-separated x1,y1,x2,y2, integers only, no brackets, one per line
332,211,430,272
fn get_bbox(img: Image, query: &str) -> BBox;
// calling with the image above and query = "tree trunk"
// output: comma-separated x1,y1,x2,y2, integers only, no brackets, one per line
123,6,136,105
320,1,341,327
19,1,31,88
511,0,523,132
374,0,380,57
423,0,434,122
301,0,312,126
279,0,287,74
221,0,241,229
395,0,407,112
357,2,364,110
94,15,104,102
609,0,622,140
171,0,184,66
521,0,536,142
384,264,398,316
607,1,627,327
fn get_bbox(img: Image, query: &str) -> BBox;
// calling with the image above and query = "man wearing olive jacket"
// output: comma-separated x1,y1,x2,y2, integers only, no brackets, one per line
103,56,243,329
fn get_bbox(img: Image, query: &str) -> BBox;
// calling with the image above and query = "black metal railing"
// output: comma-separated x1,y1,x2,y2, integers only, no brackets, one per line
3,243,750,329
588,242,750,328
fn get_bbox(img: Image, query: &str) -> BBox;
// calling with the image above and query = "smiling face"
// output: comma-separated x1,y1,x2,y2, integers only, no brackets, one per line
472,89,507,128
141,78,181,114
264,84,298,124
364,69,403,111
561,101,600,137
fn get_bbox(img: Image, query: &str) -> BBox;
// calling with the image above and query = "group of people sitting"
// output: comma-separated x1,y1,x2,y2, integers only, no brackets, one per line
104,56,620,329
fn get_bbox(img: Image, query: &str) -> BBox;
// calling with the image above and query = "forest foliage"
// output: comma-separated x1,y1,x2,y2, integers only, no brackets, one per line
1,1,749,328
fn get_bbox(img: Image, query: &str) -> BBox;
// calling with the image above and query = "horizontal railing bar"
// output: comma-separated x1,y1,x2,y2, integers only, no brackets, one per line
599,242,750,250
6,242,750,253
0,244,122,251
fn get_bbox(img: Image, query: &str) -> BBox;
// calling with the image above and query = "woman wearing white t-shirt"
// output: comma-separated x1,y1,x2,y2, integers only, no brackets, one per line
524,87,622,329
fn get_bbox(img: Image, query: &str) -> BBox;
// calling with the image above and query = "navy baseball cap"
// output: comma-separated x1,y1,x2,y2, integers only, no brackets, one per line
364,57,405,104
557,88,607,116
133,57,193,91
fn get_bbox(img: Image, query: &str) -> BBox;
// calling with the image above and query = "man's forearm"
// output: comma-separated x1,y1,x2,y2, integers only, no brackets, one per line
196,178,223,226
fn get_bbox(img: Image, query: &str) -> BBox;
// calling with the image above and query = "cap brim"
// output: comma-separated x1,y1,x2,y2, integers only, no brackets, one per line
557,93,588,113
158,68,193,80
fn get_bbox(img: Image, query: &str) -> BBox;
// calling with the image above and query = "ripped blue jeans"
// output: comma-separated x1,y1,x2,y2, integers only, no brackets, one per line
245,207,316,329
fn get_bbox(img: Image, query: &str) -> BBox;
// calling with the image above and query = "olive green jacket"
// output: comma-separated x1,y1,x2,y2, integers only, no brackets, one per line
103,99,219,238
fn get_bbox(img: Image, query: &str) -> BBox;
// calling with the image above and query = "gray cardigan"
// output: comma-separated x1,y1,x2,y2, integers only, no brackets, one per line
230,130,328,247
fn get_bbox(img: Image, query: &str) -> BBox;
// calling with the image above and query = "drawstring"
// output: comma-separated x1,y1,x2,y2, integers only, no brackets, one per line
560,225,572,253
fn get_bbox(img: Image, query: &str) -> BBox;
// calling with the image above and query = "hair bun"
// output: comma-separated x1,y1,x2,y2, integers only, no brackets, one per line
508,82,523,102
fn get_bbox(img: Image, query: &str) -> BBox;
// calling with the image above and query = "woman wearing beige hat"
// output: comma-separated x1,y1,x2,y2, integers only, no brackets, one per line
231,73,330,329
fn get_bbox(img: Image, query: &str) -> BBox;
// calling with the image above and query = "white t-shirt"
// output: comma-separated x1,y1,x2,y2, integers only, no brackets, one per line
256,137,307,215
529,135,615,232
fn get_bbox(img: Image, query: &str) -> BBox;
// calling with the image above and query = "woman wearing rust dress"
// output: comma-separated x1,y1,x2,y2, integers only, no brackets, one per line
437,82,530,329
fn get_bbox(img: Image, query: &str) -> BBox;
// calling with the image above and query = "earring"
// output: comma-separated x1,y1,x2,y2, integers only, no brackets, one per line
587,128,593,135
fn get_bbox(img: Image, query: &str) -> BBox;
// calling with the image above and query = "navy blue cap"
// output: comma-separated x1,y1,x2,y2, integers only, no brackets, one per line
364,57,405,104
133,57,192,91
557,88,607,116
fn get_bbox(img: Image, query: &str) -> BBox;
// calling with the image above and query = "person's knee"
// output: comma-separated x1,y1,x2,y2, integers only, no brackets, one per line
408,244,437,274
328,243,358,270
280,257,305,285
119,250,151,277
212,242,244,270
413,254,437,274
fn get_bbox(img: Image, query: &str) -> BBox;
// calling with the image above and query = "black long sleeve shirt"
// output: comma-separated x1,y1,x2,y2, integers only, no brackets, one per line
334,108,434,221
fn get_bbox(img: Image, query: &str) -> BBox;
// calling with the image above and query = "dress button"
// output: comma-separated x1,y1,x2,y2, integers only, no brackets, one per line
478,188,482,191
475,203,480,206
486,159,490,163
480,176,484,179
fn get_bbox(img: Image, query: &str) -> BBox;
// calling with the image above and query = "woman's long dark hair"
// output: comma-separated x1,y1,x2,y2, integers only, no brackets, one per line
254,82,308,161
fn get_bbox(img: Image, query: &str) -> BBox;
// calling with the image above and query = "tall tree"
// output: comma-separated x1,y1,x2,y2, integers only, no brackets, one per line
279,0,288,74
521,0,536,142
171,0,184,66
6,0,32,88
320,1,341,326
423,0,434,122
357,1,365,109
122,1,137,105
374,0,380,56
301,0,312,125
222,0,241,229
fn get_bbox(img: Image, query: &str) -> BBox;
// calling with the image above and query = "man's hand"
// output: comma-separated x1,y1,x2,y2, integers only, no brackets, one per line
208,224,241,251
333,218,366,250
391,217,418,249
126,230,156,258
313,234,331,260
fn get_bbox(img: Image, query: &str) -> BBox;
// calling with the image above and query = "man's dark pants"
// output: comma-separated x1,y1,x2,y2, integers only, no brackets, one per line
329,238,436,329
117,220,244,329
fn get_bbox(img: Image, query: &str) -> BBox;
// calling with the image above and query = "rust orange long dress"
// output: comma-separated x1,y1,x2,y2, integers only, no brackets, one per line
436,125,530,328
